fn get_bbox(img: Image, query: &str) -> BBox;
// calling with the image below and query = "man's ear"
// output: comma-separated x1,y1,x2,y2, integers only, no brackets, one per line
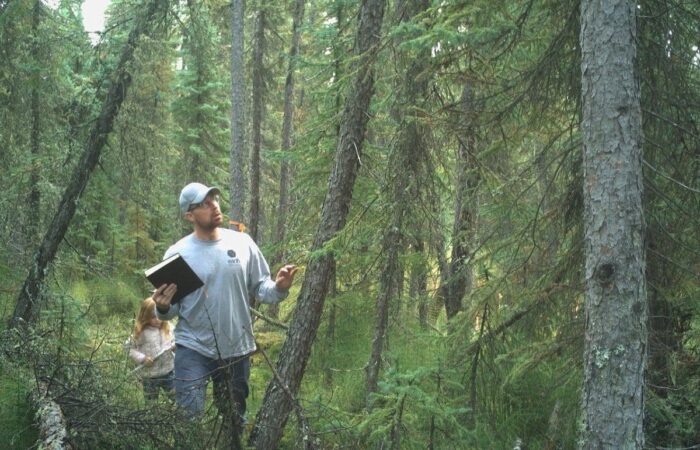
184,211,194,223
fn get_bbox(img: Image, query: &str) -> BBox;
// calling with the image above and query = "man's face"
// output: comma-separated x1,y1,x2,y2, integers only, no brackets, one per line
186,194,223,230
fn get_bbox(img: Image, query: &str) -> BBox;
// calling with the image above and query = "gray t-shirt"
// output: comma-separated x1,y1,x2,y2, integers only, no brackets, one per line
156,228,287,359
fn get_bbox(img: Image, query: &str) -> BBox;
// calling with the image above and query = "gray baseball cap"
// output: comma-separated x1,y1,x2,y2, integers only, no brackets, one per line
179,182,221,213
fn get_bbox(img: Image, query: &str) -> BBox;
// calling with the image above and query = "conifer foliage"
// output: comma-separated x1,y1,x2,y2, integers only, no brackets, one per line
1,0,699,448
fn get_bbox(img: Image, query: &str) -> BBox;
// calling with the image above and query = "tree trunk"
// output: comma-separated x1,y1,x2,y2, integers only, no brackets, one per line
31,382,72,450
366,221,401,403
183,0,207,182
411,239,429,328
229,0,247,224
442,81,480,320
28,0,41,243
269,0,305,322
274,0,305,264
249,6,265,242
366,0,430,404
579,0,647,447
249,0,386,447
11,0,168,327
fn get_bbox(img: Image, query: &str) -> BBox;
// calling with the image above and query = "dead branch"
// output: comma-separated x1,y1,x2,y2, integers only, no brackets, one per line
250,307,289,330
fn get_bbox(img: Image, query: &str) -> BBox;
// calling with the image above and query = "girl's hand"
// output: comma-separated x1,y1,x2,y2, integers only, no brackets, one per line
143,356,154,367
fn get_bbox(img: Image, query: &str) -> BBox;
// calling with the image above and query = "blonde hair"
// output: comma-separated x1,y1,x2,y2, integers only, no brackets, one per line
133,297,171,339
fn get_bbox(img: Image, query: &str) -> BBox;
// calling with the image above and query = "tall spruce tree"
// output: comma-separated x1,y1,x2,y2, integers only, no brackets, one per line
579,0,647,446
229,0,247,224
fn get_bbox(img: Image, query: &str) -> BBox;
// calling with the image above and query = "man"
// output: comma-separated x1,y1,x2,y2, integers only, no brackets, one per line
153,182,297,431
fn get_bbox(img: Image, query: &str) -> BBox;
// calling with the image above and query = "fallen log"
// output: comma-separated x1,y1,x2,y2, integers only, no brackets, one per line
30,382,72,450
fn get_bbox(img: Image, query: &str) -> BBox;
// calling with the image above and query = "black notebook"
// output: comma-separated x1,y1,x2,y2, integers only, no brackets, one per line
145,253,204,304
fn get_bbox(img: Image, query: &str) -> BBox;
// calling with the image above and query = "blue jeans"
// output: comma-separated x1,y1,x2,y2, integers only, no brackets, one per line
174,345,250,426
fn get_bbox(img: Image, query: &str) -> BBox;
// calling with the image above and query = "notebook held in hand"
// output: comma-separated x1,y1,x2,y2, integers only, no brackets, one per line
145,253,203,304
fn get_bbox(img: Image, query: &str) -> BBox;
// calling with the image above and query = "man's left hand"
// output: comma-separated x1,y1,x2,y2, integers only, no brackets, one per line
275,264,298,290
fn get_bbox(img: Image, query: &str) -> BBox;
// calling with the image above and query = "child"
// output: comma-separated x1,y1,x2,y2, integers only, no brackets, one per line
126,297,175,401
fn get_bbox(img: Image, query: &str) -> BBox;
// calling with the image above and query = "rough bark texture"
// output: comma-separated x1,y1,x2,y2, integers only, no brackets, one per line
31,382,72,450
249,7,265,242
229,0,247,223
249,0,386,447
579,0,647,447
11,0,168,327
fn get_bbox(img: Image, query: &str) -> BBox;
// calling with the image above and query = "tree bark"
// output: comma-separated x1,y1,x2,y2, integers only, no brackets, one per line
31,382,72,450
11,0,168,327
249,6,265,242
411,239,429,328
249,0,386,447
274,0,305,264
183,0,209,182
579,0,647,447
28,0,41,243
441,81,480,320
229,0,247,224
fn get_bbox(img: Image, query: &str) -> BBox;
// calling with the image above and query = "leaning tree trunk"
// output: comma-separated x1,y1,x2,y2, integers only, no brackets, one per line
579,0,647,448
229,0,247,225
11,0,168,328
365,0,430,404
249,0,386,447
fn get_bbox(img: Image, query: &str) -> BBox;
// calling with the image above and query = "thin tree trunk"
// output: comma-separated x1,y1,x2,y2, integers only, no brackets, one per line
442,81,480,319
268,0,305,321
411,239,429,328
229,0,247,224
28,0,42,244
366,0,430,403
579,0,647,447
249,6,265,242
249,0,386,447
467,303,488,429
366,222,401,402
184,0,206,182
274,0,305,263
11,0,168,327
430,229,449,323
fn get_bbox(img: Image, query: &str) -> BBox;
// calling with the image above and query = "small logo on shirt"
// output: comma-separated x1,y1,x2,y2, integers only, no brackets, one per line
227,249,241,265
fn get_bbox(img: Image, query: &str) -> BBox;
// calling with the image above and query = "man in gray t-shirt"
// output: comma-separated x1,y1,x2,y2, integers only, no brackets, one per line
153,182,297,434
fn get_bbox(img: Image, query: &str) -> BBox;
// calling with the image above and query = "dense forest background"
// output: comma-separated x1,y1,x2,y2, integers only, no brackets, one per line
0,0,699,448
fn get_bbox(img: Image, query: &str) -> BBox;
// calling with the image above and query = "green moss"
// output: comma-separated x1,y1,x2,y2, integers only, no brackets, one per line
0,375,38,449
